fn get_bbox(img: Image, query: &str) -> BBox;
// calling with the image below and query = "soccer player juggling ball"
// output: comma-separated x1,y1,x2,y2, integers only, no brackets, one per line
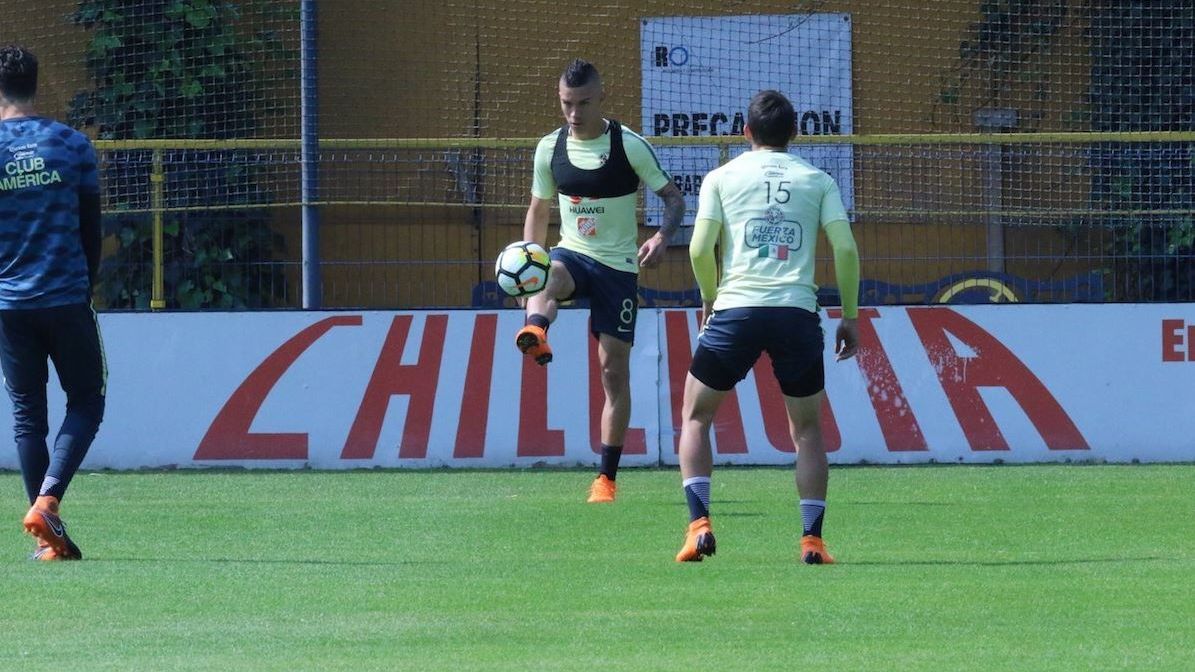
0,45,106,561
674,90,860,564
516,58,685,503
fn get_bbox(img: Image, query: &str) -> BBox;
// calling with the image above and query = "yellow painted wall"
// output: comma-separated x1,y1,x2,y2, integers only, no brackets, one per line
312,1,1094,305
0,0,88,120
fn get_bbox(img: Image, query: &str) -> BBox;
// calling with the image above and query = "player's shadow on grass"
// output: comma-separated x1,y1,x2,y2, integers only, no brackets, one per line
94,557,431,567
650,499,765,517
845,501,956,506
848,557,1165,567
649,499,760,507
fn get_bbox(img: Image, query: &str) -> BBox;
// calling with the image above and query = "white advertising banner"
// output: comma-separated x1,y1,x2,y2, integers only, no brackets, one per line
657,305,1195,465
6,311,661,470
0,305,1192,470
640,14,854,225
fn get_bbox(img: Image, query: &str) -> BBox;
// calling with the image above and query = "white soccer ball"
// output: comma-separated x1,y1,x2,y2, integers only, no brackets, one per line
494,241,551,298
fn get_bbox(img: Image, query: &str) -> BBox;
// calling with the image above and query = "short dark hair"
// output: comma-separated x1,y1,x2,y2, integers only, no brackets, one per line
747,90,795,147
561,58,600,88
0,45,38,102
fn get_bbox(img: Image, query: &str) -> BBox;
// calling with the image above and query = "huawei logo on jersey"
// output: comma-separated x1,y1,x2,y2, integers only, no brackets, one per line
568,195,583,204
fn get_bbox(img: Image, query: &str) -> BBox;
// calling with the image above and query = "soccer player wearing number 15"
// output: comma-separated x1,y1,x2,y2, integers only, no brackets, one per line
674,90,860,564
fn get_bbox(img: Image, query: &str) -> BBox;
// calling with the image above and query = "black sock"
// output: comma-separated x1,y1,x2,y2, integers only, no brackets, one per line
526,313,550,331
599,444,623,480
799,499,826,538
683,477,711,521
15,436,48,505
40,405,102,501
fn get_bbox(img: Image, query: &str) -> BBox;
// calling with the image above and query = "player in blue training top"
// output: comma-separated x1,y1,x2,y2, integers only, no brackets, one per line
674,90,860,565
0,45,105,561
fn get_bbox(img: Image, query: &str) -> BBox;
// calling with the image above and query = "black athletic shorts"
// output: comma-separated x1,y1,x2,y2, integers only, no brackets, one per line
690,306,824,398
550,247,638,343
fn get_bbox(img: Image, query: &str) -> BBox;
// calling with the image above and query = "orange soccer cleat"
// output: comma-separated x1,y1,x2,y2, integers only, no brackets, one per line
31,538,59,561
23,496,82,560
515,325,553,365
587,474,617,503
799,535,835,565
675,516,716,562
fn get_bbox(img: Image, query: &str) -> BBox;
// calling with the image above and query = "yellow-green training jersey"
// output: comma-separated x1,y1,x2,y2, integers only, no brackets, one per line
531,120,671,274
694,149,849,312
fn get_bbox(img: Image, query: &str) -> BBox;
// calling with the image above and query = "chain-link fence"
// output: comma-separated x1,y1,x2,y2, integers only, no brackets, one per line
4,0,1191,309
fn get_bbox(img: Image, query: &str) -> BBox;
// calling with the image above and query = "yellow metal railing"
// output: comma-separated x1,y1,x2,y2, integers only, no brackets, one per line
94,131,1195,309
92,130,1195,151
150,150,166,310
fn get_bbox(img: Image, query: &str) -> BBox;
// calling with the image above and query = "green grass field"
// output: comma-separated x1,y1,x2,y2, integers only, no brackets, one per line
1,465,1193,671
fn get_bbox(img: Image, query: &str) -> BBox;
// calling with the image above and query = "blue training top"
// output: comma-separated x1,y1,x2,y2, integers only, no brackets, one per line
0,116,99,309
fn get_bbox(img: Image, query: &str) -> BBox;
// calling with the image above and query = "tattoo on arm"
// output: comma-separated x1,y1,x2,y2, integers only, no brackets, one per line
658,186,685,242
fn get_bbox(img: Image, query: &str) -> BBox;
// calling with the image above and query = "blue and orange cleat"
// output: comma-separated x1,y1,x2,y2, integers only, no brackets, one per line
23,496,82,561
675,516,716,562
799,535,835,565
515,324,553,365
587,474,617,503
